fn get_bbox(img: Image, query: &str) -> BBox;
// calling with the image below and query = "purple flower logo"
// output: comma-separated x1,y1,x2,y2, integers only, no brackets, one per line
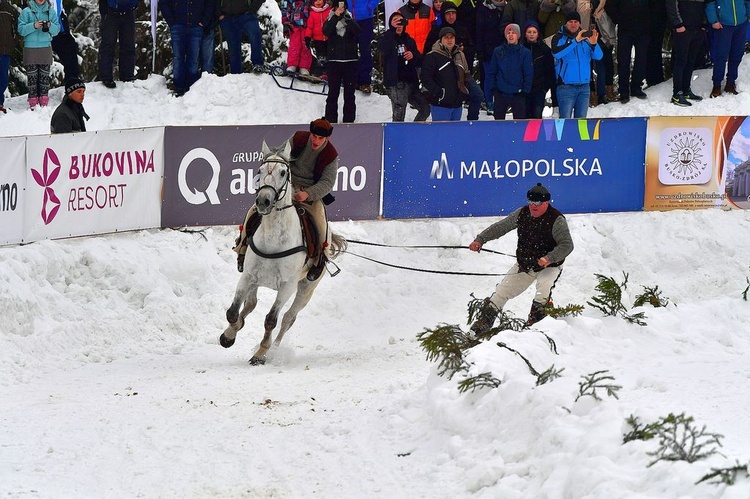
31,148,62,225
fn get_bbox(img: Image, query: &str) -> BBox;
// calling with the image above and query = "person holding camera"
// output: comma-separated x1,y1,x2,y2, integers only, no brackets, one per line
17,0,60,110
550,11,603,118
379,11,430,121
323,0,360,123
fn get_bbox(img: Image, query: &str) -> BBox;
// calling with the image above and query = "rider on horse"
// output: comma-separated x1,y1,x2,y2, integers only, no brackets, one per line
235,118,338,281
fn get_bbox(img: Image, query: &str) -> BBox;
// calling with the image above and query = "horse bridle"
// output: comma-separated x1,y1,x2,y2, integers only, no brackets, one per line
256,156,294,213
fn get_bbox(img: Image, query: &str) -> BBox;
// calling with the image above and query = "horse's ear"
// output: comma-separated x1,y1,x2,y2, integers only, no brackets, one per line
261,140,270,157
282,139,292,160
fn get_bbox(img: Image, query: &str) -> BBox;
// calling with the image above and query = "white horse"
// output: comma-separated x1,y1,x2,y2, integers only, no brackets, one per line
220,140,346,365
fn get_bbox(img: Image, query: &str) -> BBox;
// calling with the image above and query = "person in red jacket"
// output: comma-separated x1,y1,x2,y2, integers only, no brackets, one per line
304,0,332,79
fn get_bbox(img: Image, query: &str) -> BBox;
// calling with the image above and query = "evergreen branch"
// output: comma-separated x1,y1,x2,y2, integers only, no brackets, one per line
497,342,540,377
417,324,477,380
633,285,670,308
646,413,724,467
545,303,585,319
575,370,621,402
696,461,750,485
623,414,662,443
536,365,565,386
457,372,502,393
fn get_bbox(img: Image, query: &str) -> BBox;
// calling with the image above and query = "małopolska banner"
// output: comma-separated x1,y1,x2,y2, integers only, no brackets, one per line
644,116,747,210
0,137,27,245
23,128,164,242
162,124,382,227
382,118,647,219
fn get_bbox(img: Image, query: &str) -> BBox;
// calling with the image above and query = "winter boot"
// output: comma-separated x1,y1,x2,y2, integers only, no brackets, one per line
28,97,39,109
306,255,327,281
724,82,739,95
470,298,498,335
525,300,551,327
299,68,311,76
39,96,49,107
710,85,722,98
286,65,297,74
589,92,598,107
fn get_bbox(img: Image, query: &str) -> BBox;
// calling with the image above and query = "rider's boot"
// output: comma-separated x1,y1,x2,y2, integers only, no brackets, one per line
525,300,551,327
307,253,327,281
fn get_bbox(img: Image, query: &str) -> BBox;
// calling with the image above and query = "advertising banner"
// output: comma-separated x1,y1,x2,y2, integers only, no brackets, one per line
382,118,647,219
644,116,747,210
0,137,27,245
23,128,165,242
162,124,382,227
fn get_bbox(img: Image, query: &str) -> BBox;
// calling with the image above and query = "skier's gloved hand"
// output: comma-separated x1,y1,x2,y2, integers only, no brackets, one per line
305,37,312,49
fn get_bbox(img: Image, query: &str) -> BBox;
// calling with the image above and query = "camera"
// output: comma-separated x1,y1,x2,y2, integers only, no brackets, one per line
41,21,51,32
398,17,408,26
581,29,593,38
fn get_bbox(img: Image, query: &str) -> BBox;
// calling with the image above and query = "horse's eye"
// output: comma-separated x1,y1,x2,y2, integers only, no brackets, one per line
280,170,287,177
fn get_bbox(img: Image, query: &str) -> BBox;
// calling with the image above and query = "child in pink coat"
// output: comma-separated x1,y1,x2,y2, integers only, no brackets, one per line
282,0,313,75
304,0,332,79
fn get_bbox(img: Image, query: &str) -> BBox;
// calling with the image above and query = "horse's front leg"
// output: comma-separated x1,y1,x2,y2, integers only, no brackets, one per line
249,280,297,365
221,277,258,348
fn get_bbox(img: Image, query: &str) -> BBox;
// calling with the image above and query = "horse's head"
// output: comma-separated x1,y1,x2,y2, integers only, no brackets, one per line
255,140,293,215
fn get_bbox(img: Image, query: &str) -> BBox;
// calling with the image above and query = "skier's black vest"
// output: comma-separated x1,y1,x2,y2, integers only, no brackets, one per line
516,206,565,271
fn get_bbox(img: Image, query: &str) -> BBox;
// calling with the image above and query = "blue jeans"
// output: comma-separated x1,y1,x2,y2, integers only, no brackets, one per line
0,54,9,107
200,27,216,74
219,13,264,73
466,78,483,120
557,83,589,119
170,25,203,93
711,21,749,85
430,105,462,121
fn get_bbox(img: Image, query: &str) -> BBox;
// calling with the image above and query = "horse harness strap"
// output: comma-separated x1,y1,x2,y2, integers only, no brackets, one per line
245,207,318,260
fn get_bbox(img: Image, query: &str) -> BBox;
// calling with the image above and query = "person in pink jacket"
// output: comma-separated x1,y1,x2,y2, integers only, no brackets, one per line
305,0,332,79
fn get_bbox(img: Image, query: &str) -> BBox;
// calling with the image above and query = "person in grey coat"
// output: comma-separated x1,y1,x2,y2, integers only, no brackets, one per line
468,183,574,329
51,77,89,134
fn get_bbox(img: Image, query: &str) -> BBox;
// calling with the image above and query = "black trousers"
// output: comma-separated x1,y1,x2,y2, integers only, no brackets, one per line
493,91,526,120
616,31,650,96
325,61,357,123
98,10,136,80
671,28,703,94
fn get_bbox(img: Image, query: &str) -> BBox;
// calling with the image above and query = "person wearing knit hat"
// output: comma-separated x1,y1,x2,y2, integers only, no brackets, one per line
50,77,89,134
522,19,555,118
468,182,574,330
550,8,602,118
485,21,533,119
233,117,339,280
421,0,482,120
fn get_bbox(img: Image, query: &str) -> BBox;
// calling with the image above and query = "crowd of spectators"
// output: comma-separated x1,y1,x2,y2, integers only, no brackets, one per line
1,0,749,123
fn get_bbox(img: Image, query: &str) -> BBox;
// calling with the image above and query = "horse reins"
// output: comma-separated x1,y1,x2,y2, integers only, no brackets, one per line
343,240,520,277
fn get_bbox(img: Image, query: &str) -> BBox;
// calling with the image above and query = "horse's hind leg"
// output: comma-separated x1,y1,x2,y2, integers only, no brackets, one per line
221,285,258,348
249,282,297,365
273,279,319,348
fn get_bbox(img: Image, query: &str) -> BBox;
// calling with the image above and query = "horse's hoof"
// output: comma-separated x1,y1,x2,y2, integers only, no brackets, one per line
249,356,266,366
219,333,235,348
226,309,239,324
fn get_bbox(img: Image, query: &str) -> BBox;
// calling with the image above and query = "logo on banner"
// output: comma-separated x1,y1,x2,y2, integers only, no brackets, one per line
31,148,62,225
178,148,222,205
659,128,712,185
428,153,602,180
523,119,601,142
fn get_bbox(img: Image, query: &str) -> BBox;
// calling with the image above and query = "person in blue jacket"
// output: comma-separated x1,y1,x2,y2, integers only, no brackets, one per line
706,0,749,97
348,0,379,93
17,0,60,109
486,23,532,119
550,11,603,118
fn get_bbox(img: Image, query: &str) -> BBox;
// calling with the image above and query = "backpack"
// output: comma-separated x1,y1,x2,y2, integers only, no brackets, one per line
107,0,137,12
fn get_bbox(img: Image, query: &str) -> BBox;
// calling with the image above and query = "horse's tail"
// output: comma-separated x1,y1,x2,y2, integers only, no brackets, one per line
329,233,347,260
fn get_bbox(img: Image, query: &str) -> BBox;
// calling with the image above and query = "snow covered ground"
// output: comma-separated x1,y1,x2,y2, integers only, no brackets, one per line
2,59,750,497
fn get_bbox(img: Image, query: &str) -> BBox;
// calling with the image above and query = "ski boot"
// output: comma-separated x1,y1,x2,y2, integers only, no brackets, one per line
471,298,498,335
